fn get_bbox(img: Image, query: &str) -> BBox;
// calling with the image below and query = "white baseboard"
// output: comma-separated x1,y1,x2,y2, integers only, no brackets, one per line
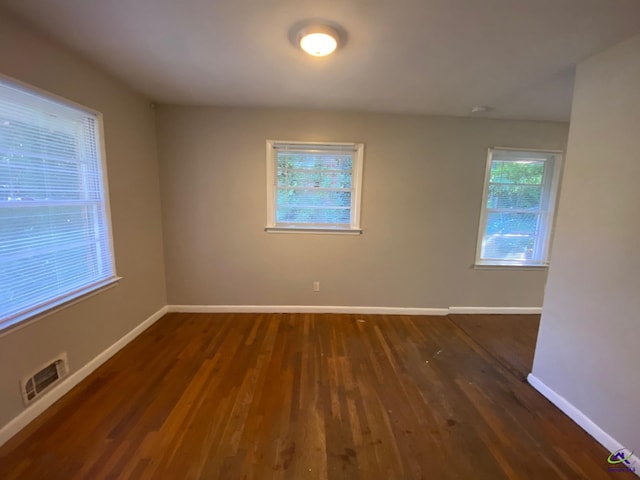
449,306,542,314
527,373,639,477
0,305,169,448
167,305,450,315
169,305,541,315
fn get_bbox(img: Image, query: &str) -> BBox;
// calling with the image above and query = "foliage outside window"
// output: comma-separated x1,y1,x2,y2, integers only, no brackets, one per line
266,141,364,233
475,148,563,267
0,77,116,330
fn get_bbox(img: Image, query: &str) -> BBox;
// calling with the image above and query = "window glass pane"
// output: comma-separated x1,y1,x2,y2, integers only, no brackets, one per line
490,160,544,184
481,234,537,261
1,242,100,317
276,207,351,224
487,184,543,210
485,212,539,235
277,169,352,188
277,189,351,208
1,205,99,253
481,212,540,262
0,156,85,201
0,116,79,162
277,153,352,171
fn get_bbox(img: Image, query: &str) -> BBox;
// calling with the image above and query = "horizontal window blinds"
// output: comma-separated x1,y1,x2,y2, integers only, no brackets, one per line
273,142,356,227
0,79,115,329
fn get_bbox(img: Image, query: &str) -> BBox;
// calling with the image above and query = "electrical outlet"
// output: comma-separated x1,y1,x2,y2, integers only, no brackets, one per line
313,281,320,292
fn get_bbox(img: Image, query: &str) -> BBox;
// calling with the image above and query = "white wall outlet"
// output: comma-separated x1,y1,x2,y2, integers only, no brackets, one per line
313,281,320,292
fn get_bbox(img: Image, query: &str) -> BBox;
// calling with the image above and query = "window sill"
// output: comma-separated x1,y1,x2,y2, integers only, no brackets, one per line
0,277,122,338
473,263,548,270
265,227,362,235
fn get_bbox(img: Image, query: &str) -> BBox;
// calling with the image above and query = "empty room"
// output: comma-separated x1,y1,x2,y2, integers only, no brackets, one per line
0,1,639,478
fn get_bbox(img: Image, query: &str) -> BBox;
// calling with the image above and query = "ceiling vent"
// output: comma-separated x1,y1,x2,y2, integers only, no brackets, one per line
21,353,69,406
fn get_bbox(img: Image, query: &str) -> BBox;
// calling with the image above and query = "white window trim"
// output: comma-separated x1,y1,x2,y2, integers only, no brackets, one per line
0,74,119,332
474,147,563,268
265,140,364,234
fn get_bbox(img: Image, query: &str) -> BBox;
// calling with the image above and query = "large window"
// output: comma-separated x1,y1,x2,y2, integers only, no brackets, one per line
266,140,364,233
475,148,563,267
0,77,116,330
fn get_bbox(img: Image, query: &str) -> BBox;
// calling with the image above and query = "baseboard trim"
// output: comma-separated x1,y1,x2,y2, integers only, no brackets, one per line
168,305,542,315
167,305,450,315
449,307,542,314
527,373,640,477
0,305,169,448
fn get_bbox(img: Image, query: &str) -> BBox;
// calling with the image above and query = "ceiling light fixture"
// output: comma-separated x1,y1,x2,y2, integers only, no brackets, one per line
471,105,494,114
297,25,339,57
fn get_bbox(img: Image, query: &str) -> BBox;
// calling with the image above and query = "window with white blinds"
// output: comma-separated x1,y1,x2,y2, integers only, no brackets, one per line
0,77,116,330
266,140,364,233
475,148,563,267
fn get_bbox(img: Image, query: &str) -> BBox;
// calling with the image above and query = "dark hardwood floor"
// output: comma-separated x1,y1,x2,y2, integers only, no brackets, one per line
0,313,618,479
448,314,540,381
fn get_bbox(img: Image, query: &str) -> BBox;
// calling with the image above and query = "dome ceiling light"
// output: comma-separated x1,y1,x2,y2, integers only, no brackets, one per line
297,24,340,57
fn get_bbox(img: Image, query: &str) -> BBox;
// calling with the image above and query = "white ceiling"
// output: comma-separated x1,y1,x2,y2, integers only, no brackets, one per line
3,0,640,121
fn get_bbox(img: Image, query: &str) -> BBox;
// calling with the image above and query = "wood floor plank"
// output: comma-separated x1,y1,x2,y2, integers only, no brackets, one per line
448,313,540,380
0,312,621,479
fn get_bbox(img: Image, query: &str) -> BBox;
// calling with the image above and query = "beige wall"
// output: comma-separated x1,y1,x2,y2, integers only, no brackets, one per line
532,35,640,449
157,106,568,308
0,12,166,427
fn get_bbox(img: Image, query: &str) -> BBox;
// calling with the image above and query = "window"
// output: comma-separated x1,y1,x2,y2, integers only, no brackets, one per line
266,140,364,233
475,148,563,267
0,77,116,330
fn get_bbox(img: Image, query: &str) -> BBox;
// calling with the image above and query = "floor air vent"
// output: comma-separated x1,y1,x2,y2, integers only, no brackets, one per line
21,353,69,406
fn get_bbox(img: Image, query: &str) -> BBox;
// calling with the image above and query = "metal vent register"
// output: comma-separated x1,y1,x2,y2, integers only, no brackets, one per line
21,353,69,406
